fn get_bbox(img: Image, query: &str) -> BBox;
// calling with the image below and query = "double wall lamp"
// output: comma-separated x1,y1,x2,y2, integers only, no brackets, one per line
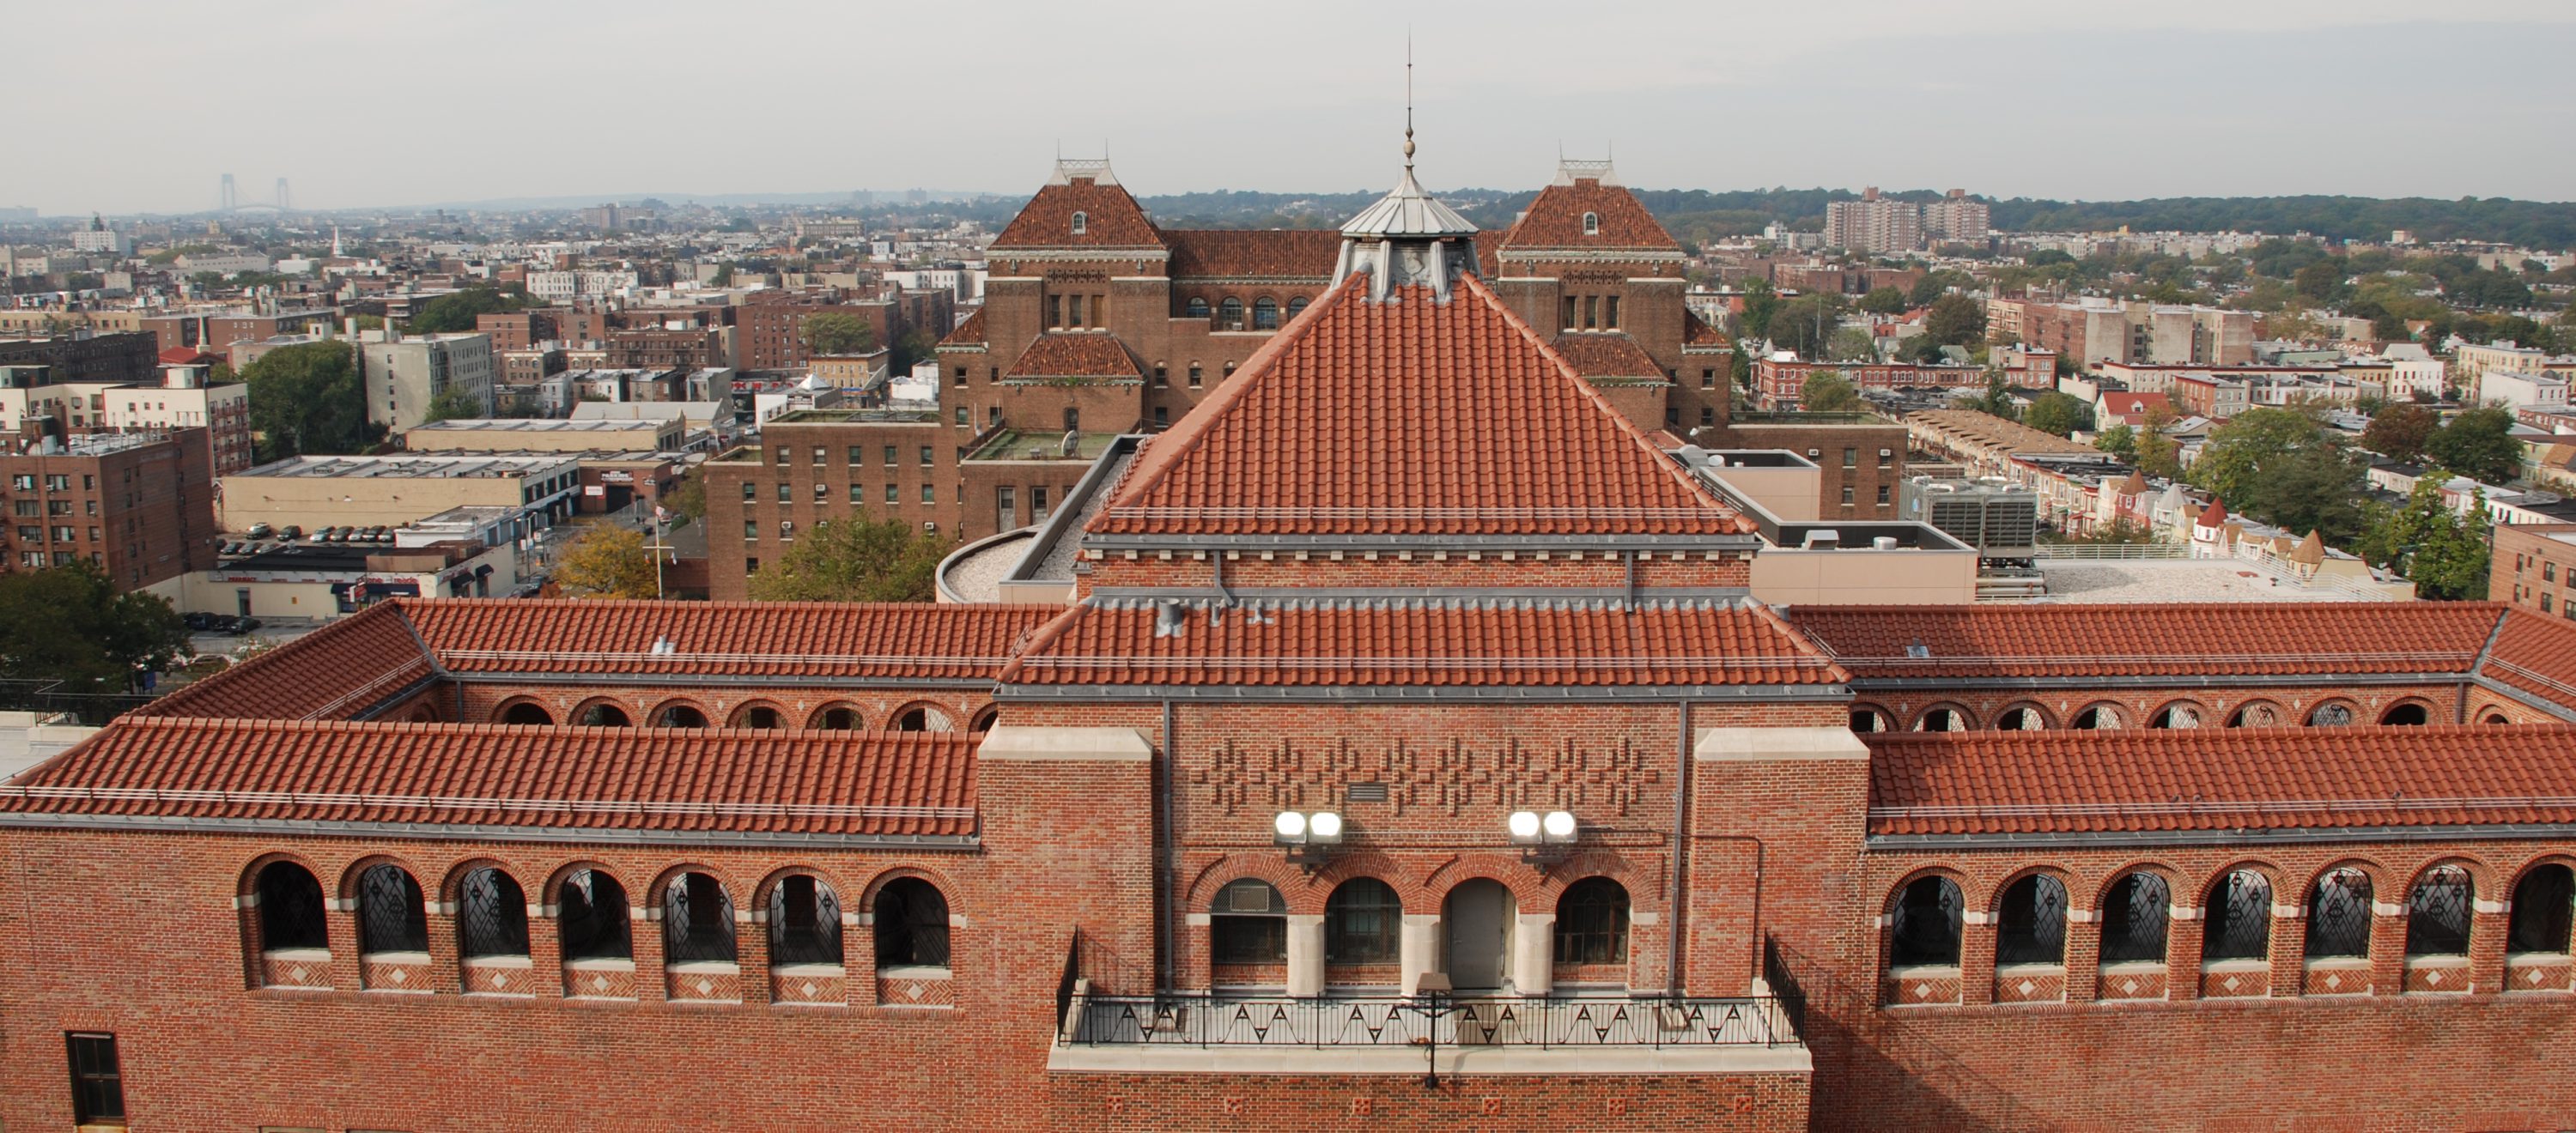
1273,810,1344,870
1274,808,1578,870
1509,809,1580,867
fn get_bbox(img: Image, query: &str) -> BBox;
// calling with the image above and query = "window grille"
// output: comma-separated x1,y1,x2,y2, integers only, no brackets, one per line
2099,872,2171,964
358,864,428,954
1995,875,2068,965
2204,870,2272,960
1555,877,1631,965
66,1033,122,1125
665,873,737,964
1324,879,1401,965
770,876,843,966
459,868,530,958
1888,876,1961,967
2405,865,2473,956
2305,868,2372,959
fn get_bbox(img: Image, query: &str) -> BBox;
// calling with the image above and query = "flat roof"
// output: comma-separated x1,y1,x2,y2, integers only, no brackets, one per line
408,418,669,433
234,454,578,480
767,409,942,425
969,429,1125,462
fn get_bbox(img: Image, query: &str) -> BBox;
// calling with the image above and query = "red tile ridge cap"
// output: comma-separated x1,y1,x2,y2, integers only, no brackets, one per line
1739,598,1853,684
995,603,1095,684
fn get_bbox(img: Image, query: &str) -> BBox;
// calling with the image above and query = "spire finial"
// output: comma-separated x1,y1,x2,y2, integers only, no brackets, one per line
1402,33,1415,168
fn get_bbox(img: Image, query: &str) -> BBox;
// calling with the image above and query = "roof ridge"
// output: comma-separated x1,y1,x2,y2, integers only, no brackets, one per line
995,602,1097,684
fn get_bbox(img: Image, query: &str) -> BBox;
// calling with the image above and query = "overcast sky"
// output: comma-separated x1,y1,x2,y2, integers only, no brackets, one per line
9,1,2574,215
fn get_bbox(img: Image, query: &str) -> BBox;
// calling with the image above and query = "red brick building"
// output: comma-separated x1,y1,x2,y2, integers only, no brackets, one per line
7,147,2576,1133
0,425,216,588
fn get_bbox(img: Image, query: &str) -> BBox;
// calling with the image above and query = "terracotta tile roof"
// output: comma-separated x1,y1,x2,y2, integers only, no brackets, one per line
398,599,1060,682
134,603,435,721
2481,606,2576,714
1682,312,1732,350
157,347,220,366
1088,275,1750,538
990,178,1163,250
1471,230,1505,278
1867,725,2576,837
937,307,986,348
1000,600,1844,688
1004,332,1142,380
1787,603,2505,681
1499,180,1680,251
0,718,976,838
1164,229,1341,278
1551,333,1668,379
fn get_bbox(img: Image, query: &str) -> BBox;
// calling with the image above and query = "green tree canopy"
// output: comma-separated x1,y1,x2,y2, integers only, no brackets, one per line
421,387,487,426
1921,294,1987,346
0,563,191,691
2188,407,2366,542
2360,403,2439,463
2094,423,2137,462
1908,269,1971,306
747,514,951,603
1767,294,1842,360
408,287,533,334
240,341,372,461
2023,391,2095,438
1739,278,1780,342
801,312,878,356
1801,371,1861,412
2357,478,2489,599
1856,288,1908,315
2423,406,2523,484
553,526,660,599
1953,373,2019,421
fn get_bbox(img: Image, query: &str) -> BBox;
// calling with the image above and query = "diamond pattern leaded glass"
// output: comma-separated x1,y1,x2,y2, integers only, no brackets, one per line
665,873,738,964
357,864,428,954
2405,866,2474,956
1889,877,1963,967
459,868,530,958
559,869,630,960
2306,869,2372,959
769,875,843,966
2203,870,2272,961
1996,875,2068,965
2100,873,2172,964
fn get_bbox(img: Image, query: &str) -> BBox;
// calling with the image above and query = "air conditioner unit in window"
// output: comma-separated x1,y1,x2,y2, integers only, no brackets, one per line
1880,448,1893,457
1807,449,1821,457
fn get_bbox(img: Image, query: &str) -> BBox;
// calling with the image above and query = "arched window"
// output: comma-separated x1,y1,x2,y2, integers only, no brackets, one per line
1324,878,1400,966
894,704,954,732
1888,876,1962,968
1070,210,1087,236
1850,708,1886,733
732,704,782,729
1582,211,1601,235
256,861,328,952
1555,877,1631,965
2380,702,2430,726
458,868,530,958
2405,865,2473,957
356,864,428,954
874,877,951,969
2099,872,2171,964
1218,297,1245,330
2483,711,2512,724
2071,704,2123,730
770,875,843,966
1252,297,1279,330
1285,297,1309,319
500,702,553,725
2227,701,2283,727
558,869,631,961
2510,865,2575,954
1914,706,1967,732
1996,706,2045,731
2308,702,2354,727
2305,868,2373,959
1995,875,2068,966
2148,702,2203,729
1209,878,1285,966
664,872,736,964
2202,869,2272,962
654,703,707,729
809,705,863,730
577,702,630,727
968,706,1001,733
1185,297,1210,319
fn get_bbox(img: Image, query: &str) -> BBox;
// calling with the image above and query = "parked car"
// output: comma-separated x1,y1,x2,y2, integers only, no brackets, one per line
183,612,216,632
245,523,274,540
278,525,302,542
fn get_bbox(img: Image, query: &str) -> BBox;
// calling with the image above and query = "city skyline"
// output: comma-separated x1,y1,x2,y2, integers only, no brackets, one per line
5,0,2573,216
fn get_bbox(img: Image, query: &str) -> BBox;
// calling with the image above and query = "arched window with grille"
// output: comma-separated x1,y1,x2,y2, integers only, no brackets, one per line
2305,868,2373,960
558,869,631,961
1253,297,1279,330
257,861,328,952
654,703,708,729
1185,297,1210,319
1995,875,2068,966
1582,211,1601,235
809,705,864,730
356,864,428,955
1218,297,1245,330
500,702,553,725
2511,864,2575,955
770,875,843,967
458,868,530,958
577,702,629,727
875,877,951,970
1070,210,1087,236
1888,876,1962,968
2099,872,2171,964
2406,865,2473,957
664,872,737,964
2202,869,2271,962
1555,877,1631,966
1285,297,1309,320
1209,878,1285,966
1324,878,1400,967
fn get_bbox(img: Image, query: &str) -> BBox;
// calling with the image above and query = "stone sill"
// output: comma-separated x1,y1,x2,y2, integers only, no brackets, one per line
668,960,741,975
361,950,431,964
562,958,636,972
464,955,534,969
880,965,951,980
1048,1043,1811,1076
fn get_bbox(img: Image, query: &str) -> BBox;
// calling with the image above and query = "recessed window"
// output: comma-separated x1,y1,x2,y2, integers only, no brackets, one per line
1212,879,1286,966
771,875,843,966
2099,872,2171,964
1582,210,1600,235
1888,876,1962,968
1186,297,1210,319
66,1033,123,1126
1218,297,1244,330
2406,864,2473,958
875,877,951,969
1995,875,2068,966
1070,210,1087,236
665,872,737,964
1325,878,1401,965
1555,877,1631,965
2306,868,2372,960
1253,298,1280,330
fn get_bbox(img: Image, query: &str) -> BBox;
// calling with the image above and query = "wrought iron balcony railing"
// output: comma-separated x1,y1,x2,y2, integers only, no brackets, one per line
1061,991,1799,1049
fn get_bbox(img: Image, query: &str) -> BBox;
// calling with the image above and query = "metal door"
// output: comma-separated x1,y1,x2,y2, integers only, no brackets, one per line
1444,879,1515,991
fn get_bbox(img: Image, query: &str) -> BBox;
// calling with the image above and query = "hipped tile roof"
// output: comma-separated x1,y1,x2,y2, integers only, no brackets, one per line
1005,332,1142,380
937,307,986,348
1788,603,2504,681
0,718,976,838
1868,725,2576,837
1682,312,1733,350
1089,275,1749,538
999,601,1843,688
1552,333,1669,379
2480,606,2576,715
1164,229,1341,278
399,599,1062,681
989,178,1163,250
136,603,435,721
1499,180,1681,251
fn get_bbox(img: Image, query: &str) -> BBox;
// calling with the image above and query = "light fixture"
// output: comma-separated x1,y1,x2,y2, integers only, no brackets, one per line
1274,811,1307,840
1274,810,1344,870
1510,809,1578,867
1507,810,1543,843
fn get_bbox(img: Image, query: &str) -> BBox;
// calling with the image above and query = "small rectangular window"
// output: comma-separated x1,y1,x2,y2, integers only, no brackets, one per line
883,445,897,466
813,483,828,501
849,484,866,504
998,486,1017,530
1702,368,1716,389
1878,485,1891,505
67,1033,123,1125
1844,448,1857,468
744,521,758,540
1584,295,1599,330
1188,364,1203,388
1841,486,1856,506
2549,563,2560,583
848,445,865,464
1032,486,1050,522
919,445,934,467
920,483,936,504
1561,296,1577,330
775,482,790,503
955,407,969,427
773,445,788,466
1605,294,1620,328
884,484,898,505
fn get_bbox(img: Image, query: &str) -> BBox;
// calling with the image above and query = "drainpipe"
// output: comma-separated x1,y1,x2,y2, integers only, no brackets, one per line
1210,552,1236,609
1157,698,1176,991
1668,700,1691,997
1624,549,1640,611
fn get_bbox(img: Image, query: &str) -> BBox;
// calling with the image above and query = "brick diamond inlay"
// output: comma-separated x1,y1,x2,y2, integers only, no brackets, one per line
591,974,610,991
493,972,509,988
2016,979,2037,996
800,981,819,997
390,968,407,985
905,982,926,1001
2120,978,2140,995
288,966,307,983
2530,968,2547,985
2221,975,2242,991
2425,970,2444,986
695,978,714,996
2324,972,2343,990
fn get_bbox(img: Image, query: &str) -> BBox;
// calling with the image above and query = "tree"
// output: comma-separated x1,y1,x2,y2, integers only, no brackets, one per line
2095,423,2138,462
2424,406,2523,484
1739,278,1779,342
421,387,486,426
2188,407,2366,542
240,341,372,461
2136,403,2184,481
1824,326,1878,362
2360,478,2489,599
2023,391,2095,438
1954,373,2018,421
2360,403,2439,463
801,312,877,356
1922,294,1986,346
553,526,660,599
664,471,706,528
408,287,532,334
1909,269,1970,306
0,563,191,691
1856,288,1908,315
747,515,951,603
1801,372,1861,412
1767,294,1841,359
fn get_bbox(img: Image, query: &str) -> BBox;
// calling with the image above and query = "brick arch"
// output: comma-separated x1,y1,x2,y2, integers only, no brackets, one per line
238,850,331,899
1309,851,1428,912
437,857,531,905
1983,864,2075,915
2224,698,2292,728
2376,697,2439,725
805,701,867,730
335,852,432,901
2397,853,2494,894
1183,855,1315,916
1990,700,2055,731
568,696,635,728
1847,702,1895,733
1536,848,1654,910
1883,865,1970,914
725,699,792,729
644,862,741,907
2196,858,2285,905
2291,857,2391,905
1422,853,1548,909
888,700,958,732
404,703,438,723
2143,697,2211,730
540,860,637,906
2304,697,2362,727
2471,702,2518,724
967,704,1002,733
856,863,969,920
2067,700,2130,730
493,696,556,726
748,863,852,910
1910,701,1978,732
2088,859,2183,909
646,697,712,729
